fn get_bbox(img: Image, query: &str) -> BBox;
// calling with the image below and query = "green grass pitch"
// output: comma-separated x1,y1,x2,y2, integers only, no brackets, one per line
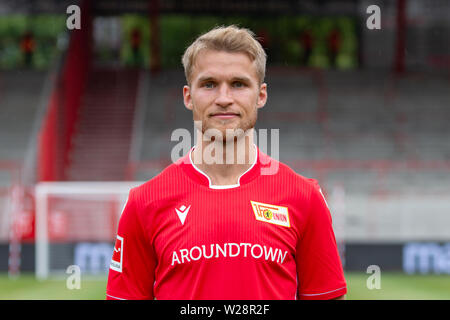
0,272,449,300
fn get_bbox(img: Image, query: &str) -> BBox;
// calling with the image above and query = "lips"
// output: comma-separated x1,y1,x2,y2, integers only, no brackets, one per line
210,112,240,119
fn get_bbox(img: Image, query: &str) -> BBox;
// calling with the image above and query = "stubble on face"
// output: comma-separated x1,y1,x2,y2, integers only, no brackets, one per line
193,104,258,143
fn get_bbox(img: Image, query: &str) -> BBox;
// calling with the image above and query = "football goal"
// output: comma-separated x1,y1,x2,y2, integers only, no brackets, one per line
35,181,143,280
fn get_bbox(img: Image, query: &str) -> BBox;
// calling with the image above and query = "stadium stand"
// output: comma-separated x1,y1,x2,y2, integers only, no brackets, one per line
138,70,191,164
0,71,48,161
0,70,48,241
66,67,139,181
135,68,450,164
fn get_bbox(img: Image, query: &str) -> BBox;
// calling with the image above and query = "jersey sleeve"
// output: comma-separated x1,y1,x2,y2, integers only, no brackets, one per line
296,180,347,300
106,188,156,300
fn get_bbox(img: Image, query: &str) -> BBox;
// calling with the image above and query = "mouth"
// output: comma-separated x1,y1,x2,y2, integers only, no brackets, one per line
210,112,240,120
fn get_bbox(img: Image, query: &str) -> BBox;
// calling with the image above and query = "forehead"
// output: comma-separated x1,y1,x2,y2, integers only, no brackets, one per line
190,49,259,83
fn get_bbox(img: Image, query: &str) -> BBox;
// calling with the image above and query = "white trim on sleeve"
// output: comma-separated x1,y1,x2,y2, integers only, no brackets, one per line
106,293,127,300
299,286,347,297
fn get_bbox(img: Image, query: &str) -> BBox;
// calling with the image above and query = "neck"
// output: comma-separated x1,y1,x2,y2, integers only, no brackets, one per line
191,129,256,186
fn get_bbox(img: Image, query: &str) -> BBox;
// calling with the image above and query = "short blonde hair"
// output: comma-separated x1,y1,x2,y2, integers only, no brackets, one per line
182,25,267,85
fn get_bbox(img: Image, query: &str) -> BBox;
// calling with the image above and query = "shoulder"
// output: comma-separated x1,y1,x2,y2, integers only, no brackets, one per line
128,161,184,206
259,154,330,232
259,151,321,195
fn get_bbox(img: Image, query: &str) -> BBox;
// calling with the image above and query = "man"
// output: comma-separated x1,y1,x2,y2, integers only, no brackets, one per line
106,25,346,300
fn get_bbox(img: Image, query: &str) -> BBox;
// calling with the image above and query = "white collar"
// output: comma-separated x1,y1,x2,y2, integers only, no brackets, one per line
189,144,258,189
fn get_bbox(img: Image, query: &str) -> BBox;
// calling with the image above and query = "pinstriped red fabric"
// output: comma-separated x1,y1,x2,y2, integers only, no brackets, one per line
106,147,346,300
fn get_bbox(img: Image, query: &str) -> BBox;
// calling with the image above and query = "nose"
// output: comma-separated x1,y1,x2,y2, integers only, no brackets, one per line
215,84,233,107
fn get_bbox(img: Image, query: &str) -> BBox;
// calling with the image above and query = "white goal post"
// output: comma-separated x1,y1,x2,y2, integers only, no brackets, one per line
35,181,143,280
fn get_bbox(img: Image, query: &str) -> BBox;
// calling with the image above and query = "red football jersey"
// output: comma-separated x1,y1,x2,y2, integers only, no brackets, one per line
106,146,347,300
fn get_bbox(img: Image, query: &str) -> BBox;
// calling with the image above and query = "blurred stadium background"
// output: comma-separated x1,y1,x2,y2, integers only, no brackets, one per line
0,0,449,299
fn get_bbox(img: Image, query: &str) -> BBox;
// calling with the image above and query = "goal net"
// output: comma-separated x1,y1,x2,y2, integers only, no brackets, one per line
35,181,143,279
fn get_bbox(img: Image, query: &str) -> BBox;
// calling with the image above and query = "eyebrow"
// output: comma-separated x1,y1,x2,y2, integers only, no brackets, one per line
197,76,252,83
197,76,215,83
231,76,251,83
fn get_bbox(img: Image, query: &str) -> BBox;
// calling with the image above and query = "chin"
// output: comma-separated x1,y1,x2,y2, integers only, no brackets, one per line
202,118,255,139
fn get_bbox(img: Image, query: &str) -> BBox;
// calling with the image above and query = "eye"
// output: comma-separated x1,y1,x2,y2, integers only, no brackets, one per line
203,81,215,89
232,81,245,88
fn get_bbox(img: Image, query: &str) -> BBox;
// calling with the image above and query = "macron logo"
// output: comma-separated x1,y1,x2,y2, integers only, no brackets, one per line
175,205,191,225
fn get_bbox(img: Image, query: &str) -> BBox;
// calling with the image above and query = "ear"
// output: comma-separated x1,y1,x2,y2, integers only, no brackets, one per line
183,85,193,111
257,83,267,109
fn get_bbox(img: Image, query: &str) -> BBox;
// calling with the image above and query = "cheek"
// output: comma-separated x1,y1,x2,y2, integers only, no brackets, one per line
229,89,246,100
238,91,259,110
192,92,214,110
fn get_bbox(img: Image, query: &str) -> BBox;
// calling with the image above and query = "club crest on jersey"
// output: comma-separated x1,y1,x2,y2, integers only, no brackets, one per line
110,235,123,272
250,201,290,228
